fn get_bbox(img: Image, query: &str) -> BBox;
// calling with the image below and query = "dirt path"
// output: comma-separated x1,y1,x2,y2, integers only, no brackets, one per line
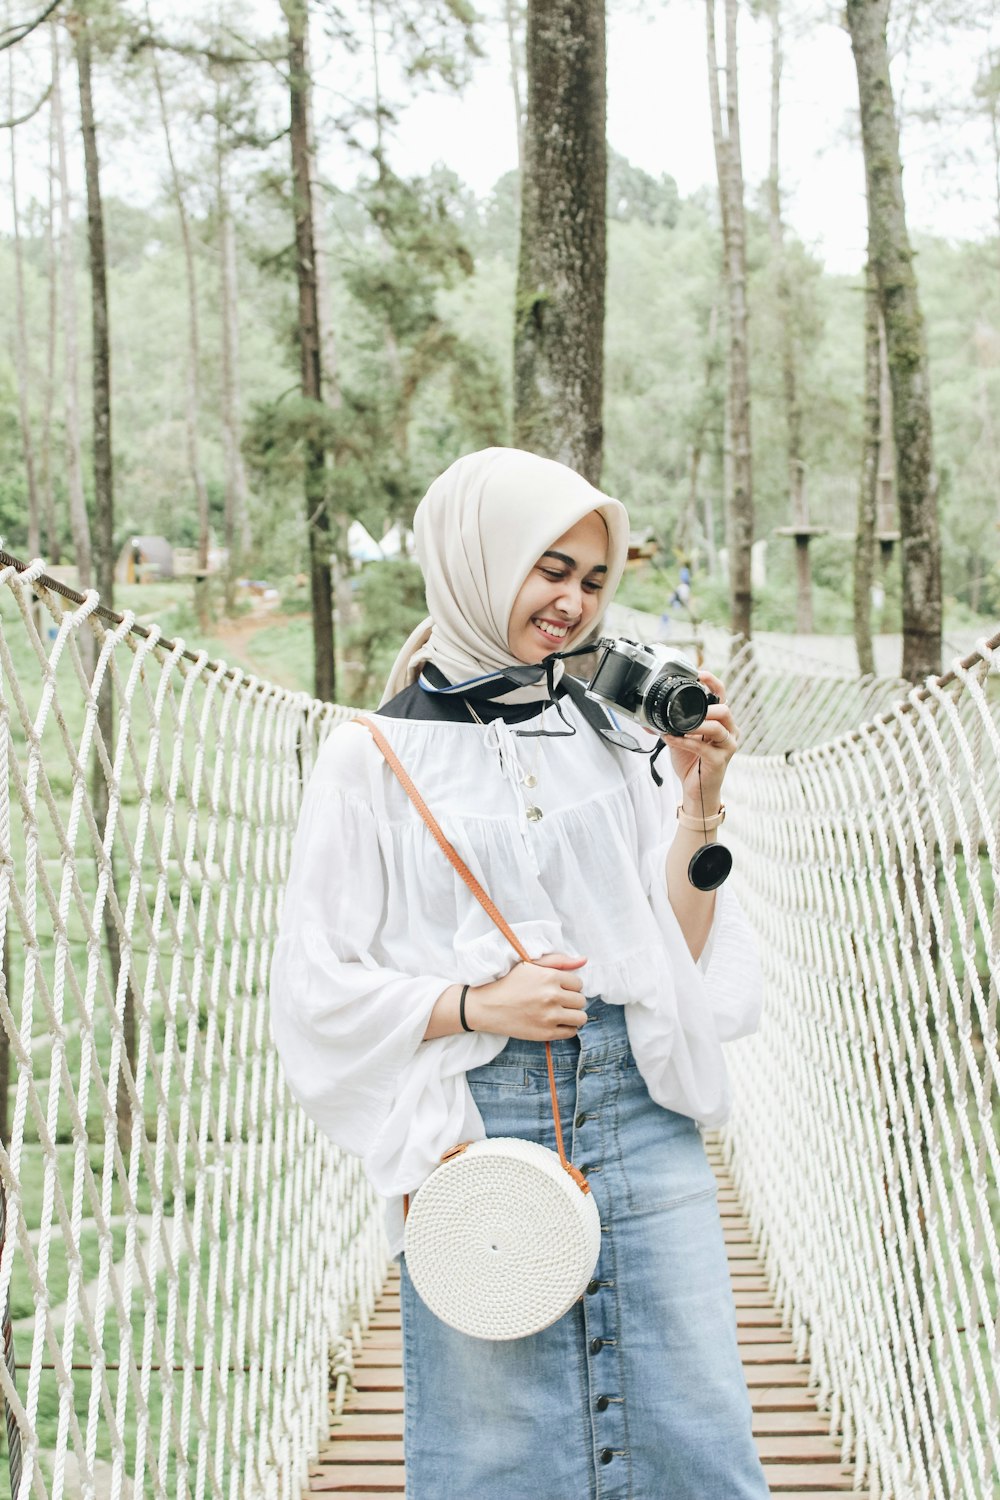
209,611,308,692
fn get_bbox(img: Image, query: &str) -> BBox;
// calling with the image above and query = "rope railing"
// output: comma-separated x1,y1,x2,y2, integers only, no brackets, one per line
722,628,1000,1500
2,550,998,1499
0,554,387,1500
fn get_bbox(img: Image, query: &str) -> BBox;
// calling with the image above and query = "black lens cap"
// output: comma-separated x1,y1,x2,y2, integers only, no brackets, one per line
688,842,733,891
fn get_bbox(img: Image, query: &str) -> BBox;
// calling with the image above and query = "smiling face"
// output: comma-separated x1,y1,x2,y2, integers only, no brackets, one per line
506,511,610,665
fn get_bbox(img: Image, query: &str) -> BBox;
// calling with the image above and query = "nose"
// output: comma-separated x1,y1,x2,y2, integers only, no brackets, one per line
553,577,584,618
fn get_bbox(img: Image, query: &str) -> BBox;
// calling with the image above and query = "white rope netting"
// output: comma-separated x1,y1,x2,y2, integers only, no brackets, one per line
722,633,1000,1500
3,556,998,1500
0,555,387,1500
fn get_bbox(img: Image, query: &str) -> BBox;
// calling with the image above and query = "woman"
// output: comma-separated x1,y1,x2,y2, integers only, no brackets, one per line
270,447,769,1499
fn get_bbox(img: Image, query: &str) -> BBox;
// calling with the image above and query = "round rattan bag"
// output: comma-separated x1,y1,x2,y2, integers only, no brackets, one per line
403,1136,602,1340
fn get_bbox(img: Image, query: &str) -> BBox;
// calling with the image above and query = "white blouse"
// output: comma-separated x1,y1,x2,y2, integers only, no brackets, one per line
269,697,762,1255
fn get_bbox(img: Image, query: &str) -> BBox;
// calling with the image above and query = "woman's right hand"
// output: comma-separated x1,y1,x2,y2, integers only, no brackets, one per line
466,953,589,1040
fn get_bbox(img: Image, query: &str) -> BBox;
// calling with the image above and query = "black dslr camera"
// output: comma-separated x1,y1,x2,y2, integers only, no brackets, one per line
583,638,717,737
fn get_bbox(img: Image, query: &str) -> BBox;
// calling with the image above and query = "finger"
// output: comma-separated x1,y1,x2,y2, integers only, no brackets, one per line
559,1008,588,1029
698,669,726,703
686,720,733,748
532,952,588,970
704,702,737,730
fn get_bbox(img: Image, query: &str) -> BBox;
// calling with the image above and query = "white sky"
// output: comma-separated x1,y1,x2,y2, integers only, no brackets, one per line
354,2,1000,275
4,1,1000,277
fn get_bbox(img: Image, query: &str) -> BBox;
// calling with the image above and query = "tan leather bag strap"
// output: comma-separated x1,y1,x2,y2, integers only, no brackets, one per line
356,717,588,1208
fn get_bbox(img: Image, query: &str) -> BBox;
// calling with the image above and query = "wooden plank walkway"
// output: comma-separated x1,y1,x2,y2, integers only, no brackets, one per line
309,1141,867,1497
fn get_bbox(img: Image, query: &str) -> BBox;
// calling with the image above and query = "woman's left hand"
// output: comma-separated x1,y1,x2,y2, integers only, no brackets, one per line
663,668,739,813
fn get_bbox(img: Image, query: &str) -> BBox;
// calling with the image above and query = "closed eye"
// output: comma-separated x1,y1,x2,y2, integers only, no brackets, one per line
540,567,604,592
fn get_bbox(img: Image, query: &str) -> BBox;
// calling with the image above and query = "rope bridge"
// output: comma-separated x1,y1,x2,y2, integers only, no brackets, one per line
0,552,997,1499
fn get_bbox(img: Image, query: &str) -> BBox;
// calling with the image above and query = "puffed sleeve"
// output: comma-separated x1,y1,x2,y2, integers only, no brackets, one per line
619,756,763,1127
637,760,763,1042
269,724,507,1198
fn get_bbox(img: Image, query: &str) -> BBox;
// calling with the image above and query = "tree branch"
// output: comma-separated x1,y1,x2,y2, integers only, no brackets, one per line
129,25,286,79
0,80,51,126
0,0,64,53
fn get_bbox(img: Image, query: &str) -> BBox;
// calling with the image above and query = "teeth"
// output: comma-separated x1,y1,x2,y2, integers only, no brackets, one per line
534,620,570,638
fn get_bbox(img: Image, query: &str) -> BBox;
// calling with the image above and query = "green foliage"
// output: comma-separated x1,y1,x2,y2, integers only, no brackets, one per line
347,558,428,706
608,149,680,228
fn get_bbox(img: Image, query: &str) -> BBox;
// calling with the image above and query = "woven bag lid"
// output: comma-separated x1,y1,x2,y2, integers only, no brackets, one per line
404,1136,602,1341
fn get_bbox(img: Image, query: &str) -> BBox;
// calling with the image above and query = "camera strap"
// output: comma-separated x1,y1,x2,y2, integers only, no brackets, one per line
557,675,669,785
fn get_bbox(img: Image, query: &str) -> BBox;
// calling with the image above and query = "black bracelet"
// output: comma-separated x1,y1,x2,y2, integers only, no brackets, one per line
459,983,473,1032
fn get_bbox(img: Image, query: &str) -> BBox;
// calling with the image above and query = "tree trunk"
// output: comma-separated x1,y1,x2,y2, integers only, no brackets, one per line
284,0,335,702
846,0,941,682
706,0,753,641
41,73,60,563
147,17,211,627
8,65,41,560
307,51,358,695
678,297,720,572
513,0,606,484
767,0,810,632
52,20,90,586
74,10,112,601
503,0,526,176
74,5,136,1152
215,96,251,614
855,255,879,677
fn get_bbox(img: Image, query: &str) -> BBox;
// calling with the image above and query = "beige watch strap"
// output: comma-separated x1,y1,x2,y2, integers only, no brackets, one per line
676,803,726,831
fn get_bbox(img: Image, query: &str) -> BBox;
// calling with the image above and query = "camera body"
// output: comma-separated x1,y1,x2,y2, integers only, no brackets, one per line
584,638,717,737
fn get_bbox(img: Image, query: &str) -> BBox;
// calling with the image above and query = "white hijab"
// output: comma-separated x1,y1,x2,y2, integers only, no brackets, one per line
380,448,631,705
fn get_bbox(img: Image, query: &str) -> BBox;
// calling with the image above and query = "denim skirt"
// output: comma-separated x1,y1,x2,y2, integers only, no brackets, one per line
399,998,771,1499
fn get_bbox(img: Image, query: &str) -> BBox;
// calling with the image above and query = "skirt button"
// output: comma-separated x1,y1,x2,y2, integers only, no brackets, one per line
586,1279,601,1295
595,1395,610,1412
600,1449,614,1464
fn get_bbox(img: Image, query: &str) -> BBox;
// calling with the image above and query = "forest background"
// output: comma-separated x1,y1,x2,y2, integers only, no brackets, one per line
4,0,1000,706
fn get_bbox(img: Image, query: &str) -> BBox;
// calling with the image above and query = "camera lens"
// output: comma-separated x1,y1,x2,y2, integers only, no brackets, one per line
646,678,707,736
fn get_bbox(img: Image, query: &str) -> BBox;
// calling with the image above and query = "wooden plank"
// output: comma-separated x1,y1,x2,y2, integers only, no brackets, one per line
762,1464,857,1490
740,1342,804,1363
754,1435,848,1461
308,1469,404,1492
751,1410,829,1435
743,1363,811,1385
311,1440,405,1463
327,1413,407,1439
751,1386,819,1410
337,1391,405,1413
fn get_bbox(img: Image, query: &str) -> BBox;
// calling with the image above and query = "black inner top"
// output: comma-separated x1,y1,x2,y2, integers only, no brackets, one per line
378,673,565,725
377,660,668,782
